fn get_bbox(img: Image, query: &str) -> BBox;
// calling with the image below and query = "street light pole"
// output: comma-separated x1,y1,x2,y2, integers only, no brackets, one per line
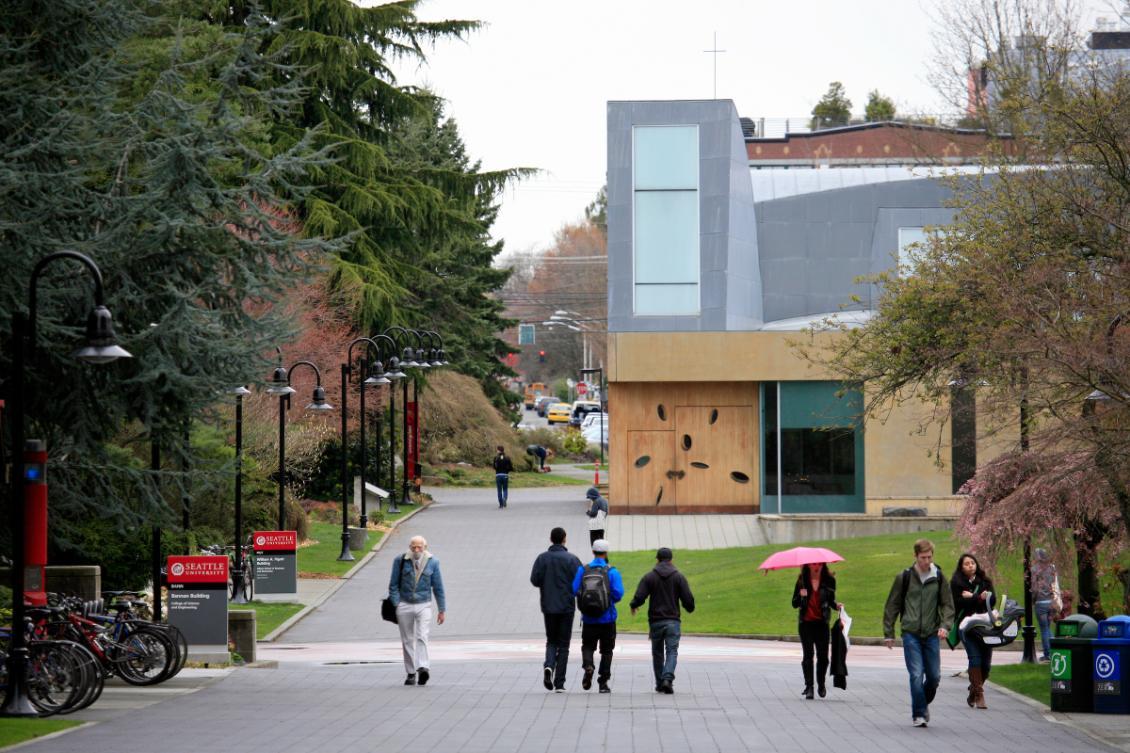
3,251,131,717
1019,375,1037,663
267,358,333,531
230,386,250,603
580,367,605,467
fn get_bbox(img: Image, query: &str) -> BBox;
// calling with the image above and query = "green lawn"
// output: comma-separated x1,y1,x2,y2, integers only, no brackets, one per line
987,662,1050,706
230,601,304,639
298,520,387,577
0,718,81,747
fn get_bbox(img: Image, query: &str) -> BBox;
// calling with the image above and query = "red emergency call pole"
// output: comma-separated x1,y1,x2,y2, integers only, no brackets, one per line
22,440,48,607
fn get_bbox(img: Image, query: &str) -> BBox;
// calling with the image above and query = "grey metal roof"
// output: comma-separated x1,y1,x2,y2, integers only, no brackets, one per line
747,165,991,202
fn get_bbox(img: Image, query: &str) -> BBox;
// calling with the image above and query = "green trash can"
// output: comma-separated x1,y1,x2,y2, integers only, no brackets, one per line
1050,614,1098,712
1093,615,1130,714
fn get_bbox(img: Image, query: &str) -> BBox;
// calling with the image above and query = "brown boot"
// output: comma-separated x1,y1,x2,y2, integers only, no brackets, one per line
966,680,975,708
969,667,987,709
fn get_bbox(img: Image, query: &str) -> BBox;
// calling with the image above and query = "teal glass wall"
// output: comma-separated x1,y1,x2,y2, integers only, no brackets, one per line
761,381,865,513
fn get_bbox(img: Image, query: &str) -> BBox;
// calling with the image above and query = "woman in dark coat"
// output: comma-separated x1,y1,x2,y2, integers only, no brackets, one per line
950,552,994,709
791,562,839,699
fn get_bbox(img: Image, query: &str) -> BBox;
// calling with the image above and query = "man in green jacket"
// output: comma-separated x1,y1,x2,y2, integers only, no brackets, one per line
882,539,955,728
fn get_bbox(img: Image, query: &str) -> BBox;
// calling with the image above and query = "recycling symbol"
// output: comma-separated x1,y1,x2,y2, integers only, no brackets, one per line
1051,653,1068,677
1096,653,1116,679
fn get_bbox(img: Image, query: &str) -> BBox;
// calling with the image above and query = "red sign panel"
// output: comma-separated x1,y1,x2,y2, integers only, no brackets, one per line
406,400,419,481
166,555,228,584
252,530,298,552
577,382,587,395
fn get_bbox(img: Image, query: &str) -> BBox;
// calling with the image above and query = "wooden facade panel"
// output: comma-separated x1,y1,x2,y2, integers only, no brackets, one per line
625,430,675,511
674,406,757,510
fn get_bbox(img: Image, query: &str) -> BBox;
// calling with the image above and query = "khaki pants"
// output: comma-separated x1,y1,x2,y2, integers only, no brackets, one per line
397,601,432,674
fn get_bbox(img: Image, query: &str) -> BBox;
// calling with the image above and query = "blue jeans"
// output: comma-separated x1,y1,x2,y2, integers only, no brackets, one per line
1035,599,1053,659
960,630,992,675
495,473,509,506
649,619,681,683
902,633,940,719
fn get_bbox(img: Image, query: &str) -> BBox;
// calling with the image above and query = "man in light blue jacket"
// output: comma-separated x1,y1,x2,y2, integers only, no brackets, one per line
572,539,623,693
388,535,446,686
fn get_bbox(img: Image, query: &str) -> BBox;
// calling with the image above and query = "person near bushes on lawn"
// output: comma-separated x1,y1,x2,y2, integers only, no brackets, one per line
1031,548,1059,662
950,553,994,709
389,535,445,686
526,444,549,471
585,486,609,544
791,562,841,700
530,527,583,692
492,445,513,508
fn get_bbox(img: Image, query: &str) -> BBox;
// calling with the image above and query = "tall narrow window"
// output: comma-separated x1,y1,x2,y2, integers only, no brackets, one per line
951,386,977,493
633,125,699,315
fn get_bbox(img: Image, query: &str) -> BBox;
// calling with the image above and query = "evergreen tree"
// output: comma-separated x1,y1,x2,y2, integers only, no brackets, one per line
810,81,852,128
864,90,896,121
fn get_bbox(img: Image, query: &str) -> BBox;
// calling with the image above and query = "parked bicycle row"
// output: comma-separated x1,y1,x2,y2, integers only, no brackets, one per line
0,591,187,716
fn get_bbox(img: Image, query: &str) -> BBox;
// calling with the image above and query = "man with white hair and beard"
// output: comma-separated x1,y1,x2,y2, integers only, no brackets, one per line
388,535,446,685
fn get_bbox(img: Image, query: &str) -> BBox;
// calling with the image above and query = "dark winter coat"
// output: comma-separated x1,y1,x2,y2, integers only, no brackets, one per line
629,561,695,623
831,618,848,689
493,453,513,474
791,572,837,626
530,544,583,614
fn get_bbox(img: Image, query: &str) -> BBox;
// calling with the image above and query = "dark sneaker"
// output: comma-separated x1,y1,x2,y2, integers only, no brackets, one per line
598,682,610,694
582,668,593,690
543,667,553,691
554,687,565,693
404,674,416,686
417,668,429,686
803,686,814,700
658,679,673,694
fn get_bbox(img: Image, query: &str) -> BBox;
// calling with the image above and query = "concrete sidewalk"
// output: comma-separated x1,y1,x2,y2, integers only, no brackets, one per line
20,482,1127,753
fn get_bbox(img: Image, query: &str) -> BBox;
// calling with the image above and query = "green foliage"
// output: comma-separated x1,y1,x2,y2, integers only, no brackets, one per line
562,429,589,456
864,89,896,121
810,81,852,128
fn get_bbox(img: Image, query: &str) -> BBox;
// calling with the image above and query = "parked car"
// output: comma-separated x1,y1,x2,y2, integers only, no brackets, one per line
535,395,558,417
546,402,573,424
580,412,608,430
582,419,609,448
569,400,602,427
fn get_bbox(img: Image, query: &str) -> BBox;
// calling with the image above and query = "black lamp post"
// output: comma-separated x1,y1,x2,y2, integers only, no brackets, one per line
266,357,333,530
1018,371,1037,664
384,327,424,509
3,251,131,717
337,337,393,561
230,386,251,603
580,367,605,467
361,334,401,522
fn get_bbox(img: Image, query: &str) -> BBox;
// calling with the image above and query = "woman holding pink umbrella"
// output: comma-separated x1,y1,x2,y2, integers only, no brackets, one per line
791,561,842,699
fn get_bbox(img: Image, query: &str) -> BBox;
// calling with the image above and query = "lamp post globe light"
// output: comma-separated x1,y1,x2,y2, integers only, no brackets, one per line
266,356,333,531
3,251,131,717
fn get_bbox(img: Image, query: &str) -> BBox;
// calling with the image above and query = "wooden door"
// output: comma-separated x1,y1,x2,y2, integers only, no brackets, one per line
674,406,757,510
626,430,675,511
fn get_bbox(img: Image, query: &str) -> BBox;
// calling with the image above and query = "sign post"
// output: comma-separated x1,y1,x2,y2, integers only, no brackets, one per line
252,530,298,602
167,555,229,663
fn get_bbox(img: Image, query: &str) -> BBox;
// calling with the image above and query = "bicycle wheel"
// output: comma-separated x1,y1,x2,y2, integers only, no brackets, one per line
127,621,187,678
243,559,255,602
26,641,87,716
45,641,103,714
112,627,175,686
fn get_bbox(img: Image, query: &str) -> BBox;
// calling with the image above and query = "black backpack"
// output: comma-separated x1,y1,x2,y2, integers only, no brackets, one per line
578,564,611,617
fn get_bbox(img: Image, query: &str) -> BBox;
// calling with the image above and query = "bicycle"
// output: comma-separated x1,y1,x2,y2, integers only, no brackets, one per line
201,541,255,602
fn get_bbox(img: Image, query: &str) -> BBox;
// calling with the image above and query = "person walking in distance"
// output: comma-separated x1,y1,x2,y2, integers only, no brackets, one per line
585,486,608,544
792,562,841,700
388,535,446,686
950,553,994,709
530,527,583,692
493,445,513,508
629,547,696,694
572,539,624,693
1031,548,1059,662
883,538,955,727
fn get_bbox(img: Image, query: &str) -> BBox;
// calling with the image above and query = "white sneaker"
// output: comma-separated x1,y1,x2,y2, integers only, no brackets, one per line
913,717,928,728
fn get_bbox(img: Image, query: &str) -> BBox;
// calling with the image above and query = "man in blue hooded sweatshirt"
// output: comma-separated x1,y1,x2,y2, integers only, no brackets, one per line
572,538,623,693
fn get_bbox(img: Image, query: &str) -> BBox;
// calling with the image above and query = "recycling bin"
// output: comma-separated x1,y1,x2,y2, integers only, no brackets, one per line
1093,615,1130,714
1049,614,1098,712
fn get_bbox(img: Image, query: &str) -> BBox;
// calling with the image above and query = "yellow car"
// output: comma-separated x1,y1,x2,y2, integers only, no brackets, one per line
546,403,572,424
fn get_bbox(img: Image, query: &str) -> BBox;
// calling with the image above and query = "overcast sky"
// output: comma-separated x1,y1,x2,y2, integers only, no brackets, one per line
389,0,1108,258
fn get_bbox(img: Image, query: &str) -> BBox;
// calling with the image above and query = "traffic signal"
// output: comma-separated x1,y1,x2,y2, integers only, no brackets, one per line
538,349,546,362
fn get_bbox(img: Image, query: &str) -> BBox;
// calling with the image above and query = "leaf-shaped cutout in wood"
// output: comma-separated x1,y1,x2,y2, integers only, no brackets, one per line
709,408,719,425
682,434,692,450
731,471,750,484
657,404,667,421
691,461,709,469
635,455,651,468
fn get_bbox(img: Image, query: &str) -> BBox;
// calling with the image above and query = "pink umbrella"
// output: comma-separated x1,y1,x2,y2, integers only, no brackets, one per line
758,546,844,571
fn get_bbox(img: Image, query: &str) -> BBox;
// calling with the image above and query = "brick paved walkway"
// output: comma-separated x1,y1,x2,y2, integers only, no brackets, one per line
21,484,1118,753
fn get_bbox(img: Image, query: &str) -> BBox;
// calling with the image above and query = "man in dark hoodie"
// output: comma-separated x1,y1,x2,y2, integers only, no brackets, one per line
585,487,608,544
530,527,583,692
629,547,696,694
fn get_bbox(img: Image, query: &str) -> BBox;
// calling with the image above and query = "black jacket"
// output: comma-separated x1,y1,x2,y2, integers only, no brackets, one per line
950,573,994,618
791,572,837,625
493,453,513,474
530,544,583,614
629,562,695,622
831,618,848,689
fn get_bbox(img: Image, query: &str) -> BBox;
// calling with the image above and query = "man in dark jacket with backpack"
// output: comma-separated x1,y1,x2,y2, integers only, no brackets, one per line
530,527,583,692
571,539,624,693
629,547,695,694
